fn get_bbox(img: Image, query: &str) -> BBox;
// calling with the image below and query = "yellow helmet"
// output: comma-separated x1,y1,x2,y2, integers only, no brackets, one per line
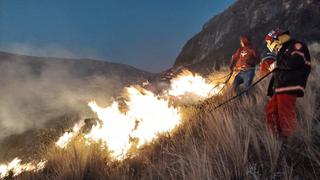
265,29,290,53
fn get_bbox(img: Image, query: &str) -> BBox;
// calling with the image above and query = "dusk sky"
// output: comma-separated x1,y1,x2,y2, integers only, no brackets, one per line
0,0,235,72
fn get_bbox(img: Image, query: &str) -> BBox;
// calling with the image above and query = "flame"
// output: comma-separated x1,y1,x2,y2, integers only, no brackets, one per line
54,70,227,160
126,87,180,147
56,121,85,149
85,87,181,159
0,69,230,178
0,158,47,179
86,101,135,158
168,70,224,99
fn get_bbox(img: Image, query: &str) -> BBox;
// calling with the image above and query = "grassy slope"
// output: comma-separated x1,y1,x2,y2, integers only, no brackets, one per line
14,62,320,180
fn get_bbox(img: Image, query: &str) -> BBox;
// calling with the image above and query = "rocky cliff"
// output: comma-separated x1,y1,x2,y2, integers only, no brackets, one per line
175,0,320,73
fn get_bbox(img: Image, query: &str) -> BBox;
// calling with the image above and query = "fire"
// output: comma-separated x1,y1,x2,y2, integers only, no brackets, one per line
54,70,227,160
0,158,46,179
126,87,180,147
86,101,135,158
85,87,181,159
168,70,224,100
0,66,230,177
56,120,85,149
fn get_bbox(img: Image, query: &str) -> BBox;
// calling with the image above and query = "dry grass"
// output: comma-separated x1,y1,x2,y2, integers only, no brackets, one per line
12,62,320,180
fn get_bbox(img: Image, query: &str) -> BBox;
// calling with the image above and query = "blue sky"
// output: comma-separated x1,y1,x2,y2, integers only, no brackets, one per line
0,0,234,72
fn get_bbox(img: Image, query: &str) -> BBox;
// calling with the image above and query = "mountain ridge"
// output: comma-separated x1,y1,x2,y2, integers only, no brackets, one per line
0,51,153,80
174,0,320,73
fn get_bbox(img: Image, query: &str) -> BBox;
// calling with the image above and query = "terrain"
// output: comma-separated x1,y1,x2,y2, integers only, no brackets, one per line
174,0,320,73
0,51,153,161
3,62,320,180
1,0,320,179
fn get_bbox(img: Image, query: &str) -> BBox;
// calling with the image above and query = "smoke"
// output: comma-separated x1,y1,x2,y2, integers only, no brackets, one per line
0,48,129,139
309,42,320,58
0,42,103,60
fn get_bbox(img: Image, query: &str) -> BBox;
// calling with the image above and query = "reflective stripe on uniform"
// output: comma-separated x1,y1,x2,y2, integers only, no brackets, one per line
261,56,276,61
275,85,305,93
291,50,311,66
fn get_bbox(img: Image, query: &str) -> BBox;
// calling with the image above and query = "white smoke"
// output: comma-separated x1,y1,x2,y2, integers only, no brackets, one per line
308,42,320,55
0,45,126,139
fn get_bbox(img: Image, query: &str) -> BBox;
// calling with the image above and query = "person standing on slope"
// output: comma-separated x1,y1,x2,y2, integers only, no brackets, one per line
264,29,311,138
229,35,260,94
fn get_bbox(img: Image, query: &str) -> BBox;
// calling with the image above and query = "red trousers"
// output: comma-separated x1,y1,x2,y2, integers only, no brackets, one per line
266,94,297,138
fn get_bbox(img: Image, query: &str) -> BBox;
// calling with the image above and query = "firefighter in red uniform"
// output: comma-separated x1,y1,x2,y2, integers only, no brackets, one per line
264,29,311,138
229,35,260,94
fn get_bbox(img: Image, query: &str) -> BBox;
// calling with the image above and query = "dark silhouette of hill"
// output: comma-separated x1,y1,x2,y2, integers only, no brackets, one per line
174,0,320,73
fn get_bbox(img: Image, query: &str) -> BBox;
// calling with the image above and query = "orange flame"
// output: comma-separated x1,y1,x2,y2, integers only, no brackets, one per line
55,70,226,160
56,120,85,149
0,158,47,179
86,87,181,159
167,70,224,101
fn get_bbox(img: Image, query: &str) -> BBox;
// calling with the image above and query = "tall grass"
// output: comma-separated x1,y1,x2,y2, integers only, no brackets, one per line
15,62,320,180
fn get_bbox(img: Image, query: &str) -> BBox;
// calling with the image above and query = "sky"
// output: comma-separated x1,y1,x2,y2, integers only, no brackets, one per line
0,0,235,72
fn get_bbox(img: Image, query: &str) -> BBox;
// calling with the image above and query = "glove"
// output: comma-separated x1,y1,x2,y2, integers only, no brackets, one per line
269,62,277,72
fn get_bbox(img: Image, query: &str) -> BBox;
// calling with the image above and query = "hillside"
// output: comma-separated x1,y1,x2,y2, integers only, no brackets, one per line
174,0,320,73
1,0,320,179
1,61,319,180
0,51,152,83
0,51,153,140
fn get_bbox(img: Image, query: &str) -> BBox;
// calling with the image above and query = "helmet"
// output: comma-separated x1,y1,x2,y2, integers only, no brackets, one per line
265,28,290,53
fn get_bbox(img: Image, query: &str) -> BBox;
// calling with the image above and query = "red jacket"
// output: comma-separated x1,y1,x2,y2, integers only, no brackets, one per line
230,36,260,71
259,52,276,77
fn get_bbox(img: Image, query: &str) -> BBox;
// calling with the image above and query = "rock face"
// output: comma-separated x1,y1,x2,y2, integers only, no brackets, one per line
174,0,320,73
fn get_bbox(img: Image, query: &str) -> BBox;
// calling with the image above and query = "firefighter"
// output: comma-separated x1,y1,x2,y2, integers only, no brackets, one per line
259,52,277,77
229,35,260,94
264,29,311,138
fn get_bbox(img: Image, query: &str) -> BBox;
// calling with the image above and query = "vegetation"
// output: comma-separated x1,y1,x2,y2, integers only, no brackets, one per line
8,62,320,180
